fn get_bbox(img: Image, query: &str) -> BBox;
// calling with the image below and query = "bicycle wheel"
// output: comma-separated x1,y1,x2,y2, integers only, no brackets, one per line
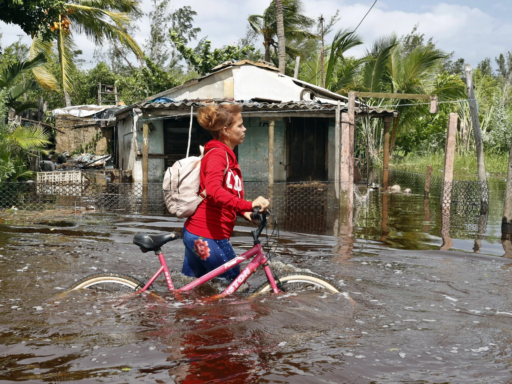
253,272,340,295
67,272,144,293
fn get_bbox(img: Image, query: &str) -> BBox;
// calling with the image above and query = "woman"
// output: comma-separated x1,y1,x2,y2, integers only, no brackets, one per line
182,104,270,280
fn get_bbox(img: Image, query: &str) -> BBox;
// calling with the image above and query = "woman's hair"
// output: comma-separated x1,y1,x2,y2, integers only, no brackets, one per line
196,104,242,139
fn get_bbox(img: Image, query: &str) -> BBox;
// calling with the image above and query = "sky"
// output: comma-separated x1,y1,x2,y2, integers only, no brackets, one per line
1,0,512,70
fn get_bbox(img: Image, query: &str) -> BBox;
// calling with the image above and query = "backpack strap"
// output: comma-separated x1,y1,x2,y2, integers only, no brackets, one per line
199,149,229,199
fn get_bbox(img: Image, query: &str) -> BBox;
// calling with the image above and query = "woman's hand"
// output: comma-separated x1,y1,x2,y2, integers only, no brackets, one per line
251,196,270,212
242,211,254,222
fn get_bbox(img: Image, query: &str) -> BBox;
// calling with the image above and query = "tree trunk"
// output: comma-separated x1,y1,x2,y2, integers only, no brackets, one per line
276,0,286,74
465,63,488,211
264,41,271,62
64,90,72,107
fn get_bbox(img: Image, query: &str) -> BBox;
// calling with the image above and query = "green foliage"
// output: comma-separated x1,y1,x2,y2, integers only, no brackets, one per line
391,151,509,177
170,30,255,75
0,0,65,41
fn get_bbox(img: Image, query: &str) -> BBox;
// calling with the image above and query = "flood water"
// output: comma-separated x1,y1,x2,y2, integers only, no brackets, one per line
1,180,512,383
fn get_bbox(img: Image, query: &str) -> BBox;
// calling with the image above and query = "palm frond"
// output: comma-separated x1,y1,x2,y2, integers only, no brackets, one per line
67,3,142,59
360,37,396,92
248,14,264,34
10,126,51,150
57,28,76,94
77,0,142,16
30,36,60,91
325,29,363,89
0,53,47,88
7,81,39,104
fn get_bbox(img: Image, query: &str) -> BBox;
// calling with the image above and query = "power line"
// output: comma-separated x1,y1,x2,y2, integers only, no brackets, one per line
353,0,378,33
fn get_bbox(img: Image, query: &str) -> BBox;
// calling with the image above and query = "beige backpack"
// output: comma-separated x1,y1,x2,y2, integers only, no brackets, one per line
162,147,229,218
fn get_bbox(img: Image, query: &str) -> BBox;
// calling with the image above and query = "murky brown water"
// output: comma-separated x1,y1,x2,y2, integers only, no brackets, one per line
2,185,512,383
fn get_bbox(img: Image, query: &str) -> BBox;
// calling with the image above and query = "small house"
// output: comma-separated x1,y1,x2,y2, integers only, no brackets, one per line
113,60,396,184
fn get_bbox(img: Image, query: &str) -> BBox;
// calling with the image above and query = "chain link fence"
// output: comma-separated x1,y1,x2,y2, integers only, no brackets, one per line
385,169,489,214
0,182,167,215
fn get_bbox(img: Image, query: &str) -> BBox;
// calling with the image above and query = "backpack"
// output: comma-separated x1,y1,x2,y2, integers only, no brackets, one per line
162,147,229,218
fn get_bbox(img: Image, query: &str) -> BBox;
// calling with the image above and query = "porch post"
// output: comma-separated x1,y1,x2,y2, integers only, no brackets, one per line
268,120,274,187
348,92,355,207
382,116,393,190
334,101,341,199
142,115,149,214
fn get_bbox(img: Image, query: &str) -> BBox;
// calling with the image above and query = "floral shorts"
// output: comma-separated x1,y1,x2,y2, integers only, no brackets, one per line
182,227,240,281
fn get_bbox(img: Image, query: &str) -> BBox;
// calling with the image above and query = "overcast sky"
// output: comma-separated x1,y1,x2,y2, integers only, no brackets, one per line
2,0,512,69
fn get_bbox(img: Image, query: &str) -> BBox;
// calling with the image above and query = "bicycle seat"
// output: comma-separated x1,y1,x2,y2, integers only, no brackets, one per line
133,232,179,252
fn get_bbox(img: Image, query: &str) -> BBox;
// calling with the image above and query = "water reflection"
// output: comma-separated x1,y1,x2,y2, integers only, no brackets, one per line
253,179,508,257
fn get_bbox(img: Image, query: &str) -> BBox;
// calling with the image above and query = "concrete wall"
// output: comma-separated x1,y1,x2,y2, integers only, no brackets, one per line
133,118,165,183
238,117,286,182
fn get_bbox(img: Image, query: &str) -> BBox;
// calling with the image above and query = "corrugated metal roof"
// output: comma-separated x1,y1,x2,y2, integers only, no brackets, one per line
140,99,396,115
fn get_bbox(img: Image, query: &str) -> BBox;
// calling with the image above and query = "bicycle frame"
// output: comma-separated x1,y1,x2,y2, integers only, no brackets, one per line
135,242,280,296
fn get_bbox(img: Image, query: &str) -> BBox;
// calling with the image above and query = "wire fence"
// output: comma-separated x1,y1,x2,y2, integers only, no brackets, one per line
0,169,491,231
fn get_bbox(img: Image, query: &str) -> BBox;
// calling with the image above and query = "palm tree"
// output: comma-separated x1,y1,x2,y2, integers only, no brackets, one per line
0,53,58,114
357,36,466,155
275,0,286,74
299,29,364,90
248,0,316,63
31,0,144,107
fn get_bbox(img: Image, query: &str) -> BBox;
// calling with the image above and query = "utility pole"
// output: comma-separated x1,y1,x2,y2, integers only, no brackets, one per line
320,15,325,88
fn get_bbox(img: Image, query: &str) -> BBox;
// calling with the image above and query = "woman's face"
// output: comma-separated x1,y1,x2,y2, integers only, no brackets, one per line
223,113,246,148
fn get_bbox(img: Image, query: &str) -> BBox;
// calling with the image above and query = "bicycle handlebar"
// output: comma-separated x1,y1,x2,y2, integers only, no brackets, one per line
251,207,268,244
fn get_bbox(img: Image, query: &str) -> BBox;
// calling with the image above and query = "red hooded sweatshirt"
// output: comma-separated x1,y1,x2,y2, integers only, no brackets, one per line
184,139,253,240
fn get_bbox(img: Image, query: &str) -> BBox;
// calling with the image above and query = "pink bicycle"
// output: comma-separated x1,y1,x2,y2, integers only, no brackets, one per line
68,210,340,296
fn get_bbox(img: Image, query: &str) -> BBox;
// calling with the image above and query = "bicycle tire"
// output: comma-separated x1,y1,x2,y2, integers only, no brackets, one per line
252,272,340,295
67,272,144,293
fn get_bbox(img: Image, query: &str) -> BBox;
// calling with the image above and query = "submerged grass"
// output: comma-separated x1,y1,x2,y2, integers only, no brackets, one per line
390,152,509,177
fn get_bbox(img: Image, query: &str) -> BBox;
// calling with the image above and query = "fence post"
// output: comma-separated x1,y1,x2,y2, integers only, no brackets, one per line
502,131,512,235
382,116,393,190
424,165,433,196
442,113,457,212
440,113,457,251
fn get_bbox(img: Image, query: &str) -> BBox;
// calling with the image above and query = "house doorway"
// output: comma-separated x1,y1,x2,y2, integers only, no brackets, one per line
286,117,328,182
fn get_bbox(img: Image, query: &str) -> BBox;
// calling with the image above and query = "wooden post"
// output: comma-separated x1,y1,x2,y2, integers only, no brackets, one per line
442,113,458,211
465,64,488,211
424,165,433,196
142,121,149,185
382,116,393,190
340,113,350,196
348,92,355,205
268,120,275,208
440,113,456,251
142,120,149,214
502,132,512,235
98,82,102,105
334,101,341,198
294,56,300,79
268,121,274,186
